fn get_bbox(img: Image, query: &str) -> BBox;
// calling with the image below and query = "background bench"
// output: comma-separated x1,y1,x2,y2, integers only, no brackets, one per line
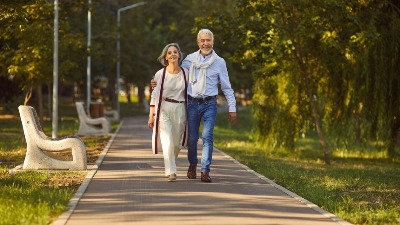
75,101,110,135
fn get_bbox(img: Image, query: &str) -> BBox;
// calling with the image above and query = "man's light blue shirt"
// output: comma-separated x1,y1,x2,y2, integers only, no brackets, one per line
182,51,236,112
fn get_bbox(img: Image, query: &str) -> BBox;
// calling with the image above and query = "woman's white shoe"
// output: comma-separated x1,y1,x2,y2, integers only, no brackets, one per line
167,173,177,182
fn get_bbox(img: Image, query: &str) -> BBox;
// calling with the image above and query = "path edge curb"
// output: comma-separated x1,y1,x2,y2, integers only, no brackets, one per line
52,120,124,225
214,148,353,225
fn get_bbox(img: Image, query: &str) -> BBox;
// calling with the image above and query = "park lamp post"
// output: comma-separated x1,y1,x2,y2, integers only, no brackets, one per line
116,2,147,117
87,0,92,113
52,0,59,138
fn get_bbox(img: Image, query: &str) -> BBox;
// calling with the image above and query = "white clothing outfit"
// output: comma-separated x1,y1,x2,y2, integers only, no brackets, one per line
150,68,188,176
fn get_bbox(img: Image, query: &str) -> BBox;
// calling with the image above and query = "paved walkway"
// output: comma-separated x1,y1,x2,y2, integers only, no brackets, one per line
54,117,352,225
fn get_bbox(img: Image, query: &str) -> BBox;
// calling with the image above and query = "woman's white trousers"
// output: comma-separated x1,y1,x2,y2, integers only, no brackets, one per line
159,101,186,176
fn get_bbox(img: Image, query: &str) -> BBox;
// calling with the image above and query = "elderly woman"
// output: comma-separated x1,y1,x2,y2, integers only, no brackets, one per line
148,43,188,182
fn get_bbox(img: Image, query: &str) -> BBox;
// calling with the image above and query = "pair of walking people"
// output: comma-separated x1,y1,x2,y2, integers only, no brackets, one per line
148,29,237,182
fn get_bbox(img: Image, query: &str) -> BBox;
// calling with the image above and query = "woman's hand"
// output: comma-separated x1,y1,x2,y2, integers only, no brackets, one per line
148,115,155,129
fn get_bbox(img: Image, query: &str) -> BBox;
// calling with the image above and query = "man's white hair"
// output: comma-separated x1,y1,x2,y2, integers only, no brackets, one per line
197,29,214,41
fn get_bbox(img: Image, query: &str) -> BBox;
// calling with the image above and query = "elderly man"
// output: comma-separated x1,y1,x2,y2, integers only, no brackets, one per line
152,29,237,182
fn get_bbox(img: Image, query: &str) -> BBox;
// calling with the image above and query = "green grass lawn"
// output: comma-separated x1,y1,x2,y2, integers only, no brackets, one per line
0,99,145,225
214,107,400,225
0,169,86,225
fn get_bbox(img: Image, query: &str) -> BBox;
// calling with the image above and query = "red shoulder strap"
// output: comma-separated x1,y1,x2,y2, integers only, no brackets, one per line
181,67,188,146
154,67,167,154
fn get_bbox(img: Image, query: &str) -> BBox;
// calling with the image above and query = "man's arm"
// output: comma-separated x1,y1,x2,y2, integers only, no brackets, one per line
218,59,236,113
181,56,191,70
151,78,157,89
217,59,237,123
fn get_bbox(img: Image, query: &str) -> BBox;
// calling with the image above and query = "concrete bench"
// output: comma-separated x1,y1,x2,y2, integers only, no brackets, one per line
18,105,87,170
75,101,110,135
104,109,119,121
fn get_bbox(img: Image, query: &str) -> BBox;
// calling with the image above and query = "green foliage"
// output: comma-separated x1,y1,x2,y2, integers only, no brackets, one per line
119,0,242,87
1,2,52,97
0,0,249,108
349,2,400,156
3,0,399,160
192,0,253,96
0,0,87,99
205,0,400,160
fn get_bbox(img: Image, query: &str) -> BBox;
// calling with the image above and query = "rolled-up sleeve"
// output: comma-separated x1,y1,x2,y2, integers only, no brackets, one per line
218,59,236,112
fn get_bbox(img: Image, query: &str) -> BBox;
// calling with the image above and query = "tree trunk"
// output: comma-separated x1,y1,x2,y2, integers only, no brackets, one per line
302,69,330,165
138,85,144,105
24,85,33,106
107,75,116,108
294,47,331,165
47,83,51,118
355,102,362,143
138,84,146,111
389,114,400,157
37,85,44,125
125,83,131,104
355,116,361,143
281,3,330,164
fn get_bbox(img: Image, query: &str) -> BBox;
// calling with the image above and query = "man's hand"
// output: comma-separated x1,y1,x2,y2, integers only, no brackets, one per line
148,115,154,129
228,112,237,123
151,79,157,89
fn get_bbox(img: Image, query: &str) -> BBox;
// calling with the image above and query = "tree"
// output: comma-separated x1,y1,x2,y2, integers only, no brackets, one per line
0,0,87,111
348,1,400,156
204,0,400,162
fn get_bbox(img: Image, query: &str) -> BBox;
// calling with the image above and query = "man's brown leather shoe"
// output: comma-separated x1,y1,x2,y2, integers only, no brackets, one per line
201,172,212,183
187,165,196,179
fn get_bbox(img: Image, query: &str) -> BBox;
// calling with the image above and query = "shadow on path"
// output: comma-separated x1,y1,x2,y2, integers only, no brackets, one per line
59,117,351,225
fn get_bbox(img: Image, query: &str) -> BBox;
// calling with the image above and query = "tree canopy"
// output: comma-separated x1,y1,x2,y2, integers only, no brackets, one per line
196,0,400,162
1,0,399,161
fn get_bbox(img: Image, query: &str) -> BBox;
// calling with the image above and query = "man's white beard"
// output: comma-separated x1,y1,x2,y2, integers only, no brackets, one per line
200,48,213,55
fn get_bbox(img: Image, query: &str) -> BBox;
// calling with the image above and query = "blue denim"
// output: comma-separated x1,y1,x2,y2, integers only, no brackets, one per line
187,97,217,173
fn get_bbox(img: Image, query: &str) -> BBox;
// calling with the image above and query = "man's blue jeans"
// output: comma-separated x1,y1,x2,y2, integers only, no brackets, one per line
187,97,217,173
